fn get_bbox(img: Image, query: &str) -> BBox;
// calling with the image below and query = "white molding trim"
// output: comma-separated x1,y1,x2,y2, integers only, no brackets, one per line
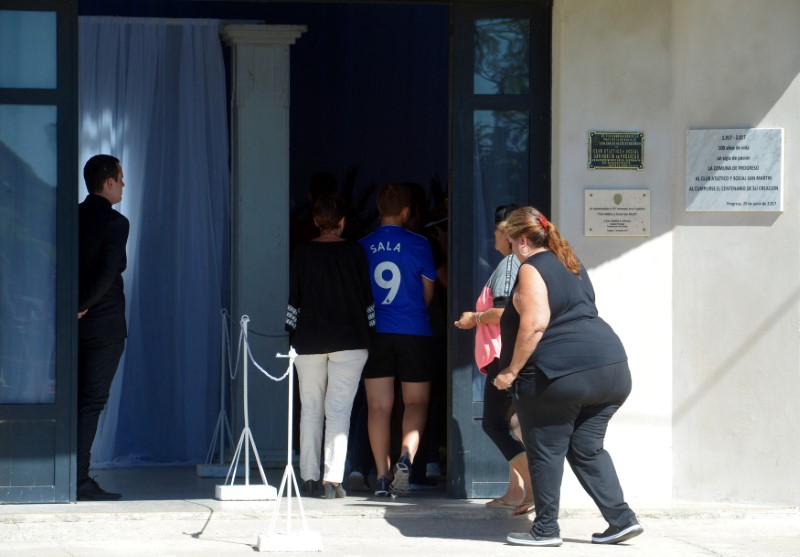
221,24,306,46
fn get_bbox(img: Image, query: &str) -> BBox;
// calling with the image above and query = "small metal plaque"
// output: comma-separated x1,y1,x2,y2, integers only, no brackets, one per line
585,189,650,237
589,131,644,170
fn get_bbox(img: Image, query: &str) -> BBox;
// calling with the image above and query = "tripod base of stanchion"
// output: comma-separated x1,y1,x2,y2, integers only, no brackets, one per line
215,484,277,500
197,463,245,478
257,531,322,552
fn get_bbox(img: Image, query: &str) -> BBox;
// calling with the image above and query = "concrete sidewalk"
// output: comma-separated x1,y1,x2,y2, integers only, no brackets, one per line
1,468,798,556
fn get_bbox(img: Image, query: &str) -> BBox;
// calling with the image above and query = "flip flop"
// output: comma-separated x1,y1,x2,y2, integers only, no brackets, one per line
485,497,516,508
511,501,535,516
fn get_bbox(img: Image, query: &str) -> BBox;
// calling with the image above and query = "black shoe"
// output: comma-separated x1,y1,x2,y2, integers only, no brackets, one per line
373,476,391,497
347,470,370,492
591,522,644,544
302,479,319,497
77,478,121,501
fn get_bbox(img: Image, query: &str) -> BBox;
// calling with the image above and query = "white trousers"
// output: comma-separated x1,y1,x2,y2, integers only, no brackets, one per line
295,349,368,483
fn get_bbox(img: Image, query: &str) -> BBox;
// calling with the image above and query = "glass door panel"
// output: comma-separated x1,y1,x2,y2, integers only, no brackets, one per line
471,109,529,400
0,0,77,504
474,18,530,95
0,104,58,404
449,1,550,499
0,11,57,89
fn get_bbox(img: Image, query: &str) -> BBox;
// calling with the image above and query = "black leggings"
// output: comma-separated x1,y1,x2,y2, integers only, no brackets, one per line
482,359,525,461
513,361,637,537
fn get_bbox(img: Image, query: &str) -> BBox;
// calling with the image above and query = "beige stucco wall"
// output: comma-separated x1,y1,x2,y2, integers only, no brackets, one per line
553,0,800,506
671,0,800,504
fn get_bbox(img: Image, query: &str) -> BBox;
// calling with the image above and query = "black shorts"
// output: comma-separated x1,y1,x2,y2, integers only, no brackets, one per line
363,333,433,382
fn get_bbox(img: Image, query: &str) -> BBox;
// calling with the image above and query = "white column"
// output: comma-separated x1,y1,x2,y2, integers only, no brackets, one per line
222,24,306,461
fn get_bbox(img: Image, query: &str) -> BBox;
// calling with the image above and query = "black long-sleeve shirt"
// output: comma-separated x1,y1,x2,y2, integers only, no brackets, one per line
286,241,375,354
78,194,129,339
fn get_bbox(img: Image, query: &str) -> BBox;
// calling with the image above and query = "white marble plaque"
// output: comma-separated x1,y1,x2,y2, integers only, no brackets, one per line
584,189,650,237
686,128,783,212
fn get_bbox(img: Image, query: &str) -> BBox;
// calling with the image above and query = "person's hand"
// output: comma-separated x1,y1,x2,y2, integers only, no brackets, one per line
492,367,517,390
77,309,88,319
454,311,478,330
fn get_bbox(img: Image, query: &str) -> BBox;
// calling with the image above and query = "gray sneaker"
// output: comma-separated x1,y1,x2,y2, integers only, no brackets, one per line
390,454,411,497
506,532,563,547
591,522,643,544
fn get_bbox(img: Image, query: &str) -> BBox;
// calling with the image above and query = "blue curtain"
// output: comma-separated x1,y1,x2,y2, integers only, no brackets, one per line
79,17,230,465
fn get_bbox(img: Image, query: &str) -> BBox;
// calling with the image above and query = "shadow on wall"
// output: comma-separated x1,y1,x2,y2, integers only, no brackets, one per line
672,285,800,425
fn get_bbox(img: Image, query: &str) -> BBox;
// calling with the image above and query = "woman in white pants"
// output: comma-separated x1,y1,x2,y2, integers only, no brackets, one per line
294,350,367,496
286,195,375,499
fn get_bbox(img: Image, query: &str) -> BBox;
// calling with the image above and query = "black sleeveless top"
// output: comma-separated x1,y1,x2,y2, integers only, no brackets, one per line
499,251,627,380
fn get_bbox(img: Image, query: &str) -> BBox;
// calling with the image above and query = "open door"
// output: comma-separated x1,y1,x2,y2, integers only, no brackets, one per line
0,0,79,503
448,1,551,498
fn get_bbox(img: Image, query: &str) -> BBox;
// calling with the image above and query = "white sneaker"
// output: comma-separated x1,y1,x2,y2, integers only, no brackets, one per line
507,532,563,547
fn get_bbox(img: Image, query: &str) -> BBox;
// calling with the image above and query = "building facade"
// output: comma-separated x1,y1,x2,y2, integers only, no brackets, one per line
1,0,798,506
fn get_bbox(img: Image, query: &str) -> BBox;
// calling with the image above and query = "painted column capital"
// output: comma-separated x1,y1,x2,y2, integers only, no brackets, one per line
221,24,306,47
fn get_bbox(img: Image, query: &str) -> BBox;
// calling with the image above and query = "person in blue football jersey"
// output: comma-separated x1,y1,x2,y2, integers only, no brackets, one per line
359,183,437,497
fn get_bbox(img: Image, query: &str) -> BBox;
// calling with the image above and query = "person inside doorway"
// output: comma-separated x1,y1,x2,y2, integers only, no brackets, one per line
286,195,374,499
359,183,436,497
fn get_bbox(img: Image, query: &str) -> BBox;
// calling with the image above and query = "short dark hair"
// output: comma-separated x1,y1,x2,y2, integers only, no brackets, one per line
313,195,346,231
377,183,410,217
495,204,520,225
83,154,120,194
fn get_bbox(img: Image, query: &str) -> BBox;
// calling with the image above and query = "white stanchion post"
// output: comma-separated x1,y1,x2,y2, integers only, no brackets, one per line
256,347,322,553
198,309,237,478
215,315,277,501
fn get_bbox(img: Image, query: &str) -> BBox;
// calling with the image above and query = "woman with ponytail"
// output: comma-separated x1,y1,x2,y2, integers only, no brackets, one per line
494,207,642,548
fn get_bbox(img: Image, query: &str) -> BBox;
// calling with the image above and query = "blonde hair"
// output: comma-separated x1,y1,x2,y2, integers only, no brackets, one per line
501,206,581,276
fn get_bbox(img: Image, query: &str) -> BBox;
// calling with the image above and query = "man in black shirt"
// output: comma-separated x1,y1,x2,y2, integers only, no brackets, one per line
76,154,129,501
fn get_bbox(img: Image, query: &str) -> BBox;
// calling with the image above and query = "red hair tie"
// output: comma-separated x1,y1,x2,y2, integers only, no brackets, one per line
539,214,549,229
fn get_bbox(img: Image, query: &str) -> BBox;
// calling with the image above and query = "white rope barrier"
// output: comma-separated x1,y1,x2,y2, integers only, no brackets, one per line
223,309,242,382
216,314,321,550
240,324,290,382
215,315,276,501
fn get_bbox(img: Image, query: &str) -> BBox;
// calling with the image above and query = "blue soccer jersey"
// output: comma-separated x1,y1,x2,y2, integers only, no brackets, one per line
359,225,437,336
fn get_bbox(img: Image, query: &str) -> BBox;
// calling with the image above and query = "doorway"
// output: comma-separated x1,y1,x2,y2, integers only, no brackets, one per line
0,0,551,504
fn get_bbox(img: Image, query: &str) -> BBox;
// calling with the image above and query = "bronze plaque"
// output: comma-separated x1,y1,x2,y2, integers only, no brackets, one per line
588,131,644,170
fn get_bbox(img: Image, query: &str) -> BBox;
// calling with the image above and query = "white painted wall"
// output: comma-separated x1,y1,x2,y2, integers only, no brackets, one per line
553,0,674,506
671,0,800,505
553,0,800,506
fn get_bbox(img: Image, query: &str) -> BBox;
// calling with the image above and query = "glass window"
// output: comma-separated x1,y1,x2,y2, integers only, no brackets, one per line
471,109,529,400
474,18,530,95
0,104,58,404
0,11,57,89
